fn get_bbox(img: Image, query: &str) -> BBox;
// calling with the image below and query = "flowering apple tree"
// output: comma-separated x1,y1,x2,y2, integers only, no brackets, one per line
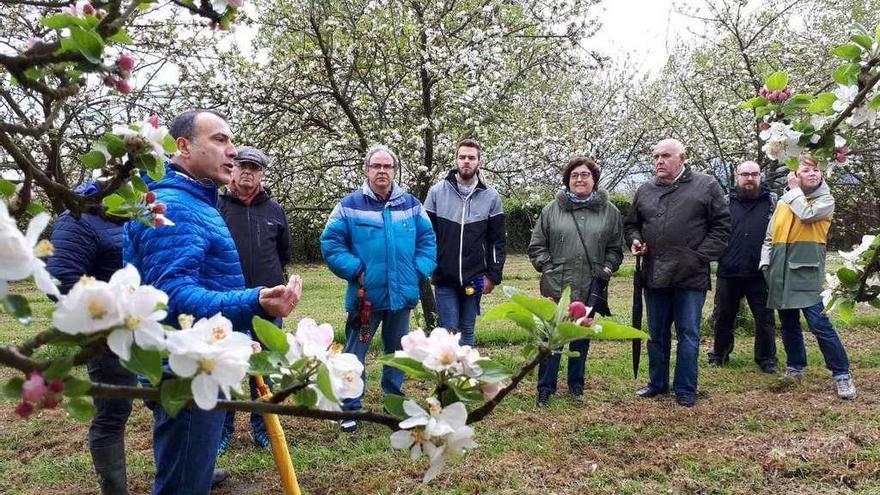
743,22,880,322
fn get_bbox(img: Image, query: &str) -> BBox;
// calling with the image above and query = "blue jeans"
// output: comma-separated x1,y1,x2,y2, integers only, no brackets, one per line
645,288,706,400
537,339,590,394
152,403,225,494
434,285,482,346
778,301,850,378
221,318,281,438
87,352,137,449
341,309,410,411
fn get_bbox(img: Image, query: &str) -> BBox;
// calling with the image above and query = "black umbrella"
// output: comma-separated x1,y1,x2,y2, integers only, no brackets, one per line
631,256,644,379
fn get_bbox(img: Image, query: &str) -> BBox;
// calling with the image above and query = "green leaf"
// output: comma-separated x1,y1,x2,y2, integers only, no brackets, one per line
764,71,789,91
521,342,537,361
450,381,484,403
740,96,768,109
40,13,77,29
560,319,649,341
131,175,149,194
253,317,289,355
851,34,873,51
124,346,163,386
508,290,556,322
160,378,192,417
832,64,860,86
24,68,42,80
104,133,127,157
832,44,862,62
62,377,92,397
474,358,511,384
2,294,32,324
383,394,406,418
248,351,278,376
785,157,800,171
162,134,177,154
107,29,134,45
136,153,164,181
837,267,860,288
0,178,15,198
293,386,318,407
1,377,24,400
869,94,880,111
102,193,126,211
64,396,95,421
556,321,591,343
377,355,432,380
26,202,46,216
79,150,106,169
838,300,855,324
43,356,74,381
782,94,812,110
807,93,837,114
117,183,140,203
69,26,104,64
481,302,537,332
315,363,337,404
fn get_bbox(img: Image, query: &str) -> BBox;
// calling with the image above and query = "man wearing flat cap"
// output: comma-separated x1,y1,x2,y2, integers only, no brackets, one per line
217,145,293,452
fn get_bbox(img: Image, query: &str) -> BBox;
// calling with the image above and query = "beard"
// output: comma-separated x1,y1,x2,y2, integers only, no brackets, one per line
457,168,477,181
736,185,761,199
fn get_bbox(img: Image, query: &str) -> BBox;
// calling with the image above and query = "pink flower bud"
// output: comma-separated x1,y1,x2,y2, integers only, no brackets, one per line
21,372,48,404
115,79,132,94
117,53,136,72
48,379,64,394
154,216,165,227
758,122,770,131
143,191,157,203
151,203,167,214
147,114,161,128
44,396,61,409
15,402,34,418
568,301,587,320
83,3,96,14
758,87,767,97
228,0,245,7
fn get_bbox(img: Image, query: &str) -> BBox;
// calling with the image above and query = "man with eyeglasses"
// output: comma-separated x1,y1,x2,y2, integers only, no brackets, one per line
321,145,437,432
217,146,292,453
624,138,730,407
707,160,779,373
424,139,506,347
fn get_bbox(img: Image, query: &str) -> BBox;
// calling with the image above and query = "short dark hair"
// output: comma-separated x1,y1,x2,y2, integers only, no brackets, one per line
169,109,228,140
562,156,600,191
456,139,481,159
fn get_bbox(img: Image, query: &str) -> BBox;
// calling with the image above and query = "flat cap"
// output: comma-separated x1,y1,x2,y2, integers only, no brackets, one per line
235,146,269,169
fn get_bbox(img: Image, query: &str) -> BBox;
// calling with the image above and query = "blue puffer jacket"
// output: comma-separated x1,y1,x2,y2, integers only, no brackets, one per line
123,164,267,331
46,182,123,295
321,182,437,312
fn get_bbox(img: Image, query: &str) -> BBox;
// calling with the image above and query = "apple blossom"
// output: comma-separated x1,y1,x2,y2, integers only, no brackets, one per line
839,235,877,270
21,372,48,404
758,122,802,162
53,276,122,334
61,0,93,18
112,116,171,161
100,265,168,361
0,201,60,298
166,313,255,410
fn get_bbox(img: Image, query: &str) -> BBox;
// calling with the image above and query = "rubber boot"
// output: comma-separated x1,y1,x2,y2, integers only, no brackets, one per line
90,442,129,495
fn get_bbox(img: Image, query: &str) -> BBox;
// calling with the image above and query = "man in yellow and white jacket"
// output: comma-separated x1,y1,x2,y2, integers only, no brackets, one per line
760,154,856,399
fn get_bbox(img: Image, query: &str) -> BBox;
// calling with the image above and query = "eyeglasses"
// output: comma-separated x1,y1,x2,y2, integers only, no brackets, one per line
368,164,394,171
570,172,593,180
738,172,761,178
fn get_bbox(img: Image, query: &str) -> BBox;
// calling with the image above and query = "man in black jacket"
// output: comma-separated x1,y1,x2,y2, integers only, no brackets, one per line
217,146,292,452
625,139,731,407
424,139,506,346
708,161,778,373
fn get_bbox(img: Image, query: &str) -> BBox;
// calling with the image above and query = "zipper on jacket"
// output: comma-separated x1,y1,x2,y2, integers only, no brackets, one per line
458,186,477,286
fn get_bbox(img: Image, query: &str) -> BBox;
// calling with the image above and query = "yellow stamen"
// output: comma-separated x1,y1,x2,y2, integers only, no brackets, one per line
211,326,226,342
34,239,54,258
125,315,142,330
88,299,108,320
200,359,215,373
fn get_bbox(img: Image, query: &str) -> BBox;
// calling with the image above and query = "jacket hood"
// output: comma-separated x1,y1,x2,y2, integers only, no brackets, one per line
804,180,830,199
554,188,609,211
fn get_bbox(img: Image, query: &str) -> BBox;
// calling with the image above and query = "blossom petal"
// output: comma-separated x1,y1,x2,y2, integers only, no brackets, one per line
107,328,134,361
191,373,219,410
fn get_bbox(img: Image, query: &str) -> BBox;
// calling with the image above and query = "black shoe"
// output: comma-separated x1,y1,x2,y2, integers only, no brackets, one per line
707,353,728,367
211,468,229,487
760,362,778,374
676,395,696,408
569,386,584,397
340,419,358,433
635,386,665,398
537,390,551,407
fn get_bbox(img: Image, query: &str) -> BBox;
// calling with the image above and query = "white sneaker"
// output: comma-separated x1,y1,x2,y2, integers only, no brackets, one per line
340,419,358,433
835,377,857,400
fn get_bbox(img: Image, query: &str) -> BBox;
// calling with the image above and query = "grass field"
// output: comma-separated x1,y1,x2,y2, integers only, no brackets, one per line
1,254,880,495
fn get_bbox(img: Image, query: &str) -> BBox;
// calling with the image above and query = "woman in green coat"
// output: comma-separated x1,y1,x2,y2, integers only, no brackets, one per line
528,156,624,406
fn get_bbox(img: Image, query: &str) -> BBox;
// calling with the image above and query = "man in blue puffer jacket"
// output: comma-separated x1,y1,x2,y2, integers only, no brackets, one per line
321,145,436,433
124,109,301,495
47,181,135,495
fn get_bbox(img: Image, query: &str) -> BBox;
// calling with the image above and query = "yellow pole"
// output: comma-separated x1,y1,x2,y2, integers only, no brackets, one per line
255,375,301,495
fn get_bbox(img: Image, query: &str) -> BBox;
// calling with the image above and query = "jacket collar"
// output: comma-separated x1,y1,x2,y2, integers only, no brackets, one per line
222,185,271,206
443,169,487,192
654,166,693,186
555,188,608,211
361,180,406,206
803,179,830,199
146,162,219,207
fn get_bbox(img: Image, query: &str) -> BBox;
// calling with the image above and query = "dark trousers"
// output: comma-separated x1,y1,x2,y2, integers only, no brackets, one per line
710,276,777,366
537,339,591,394
87,353,137,449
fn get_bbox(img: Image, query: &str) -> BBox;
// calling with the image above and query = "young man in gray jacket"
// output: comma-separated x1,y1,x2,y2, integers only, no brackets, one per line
424,139,506,346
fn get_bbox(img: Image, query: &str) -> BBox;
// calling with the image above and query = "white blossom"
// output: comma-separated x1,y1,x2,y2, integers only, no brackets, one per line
0,201,59,298
839,235,876,270
166,314,255,410
53,277,122,334
833,85,877,127
397,328,483,377
759,122,802,162
111,116,171,162
106,265,168,361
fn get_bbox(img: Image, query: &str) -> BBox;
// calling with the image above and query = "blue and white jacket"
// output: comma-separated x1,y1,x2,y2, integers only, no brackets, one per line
123,164,267,331
320,181,437,312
